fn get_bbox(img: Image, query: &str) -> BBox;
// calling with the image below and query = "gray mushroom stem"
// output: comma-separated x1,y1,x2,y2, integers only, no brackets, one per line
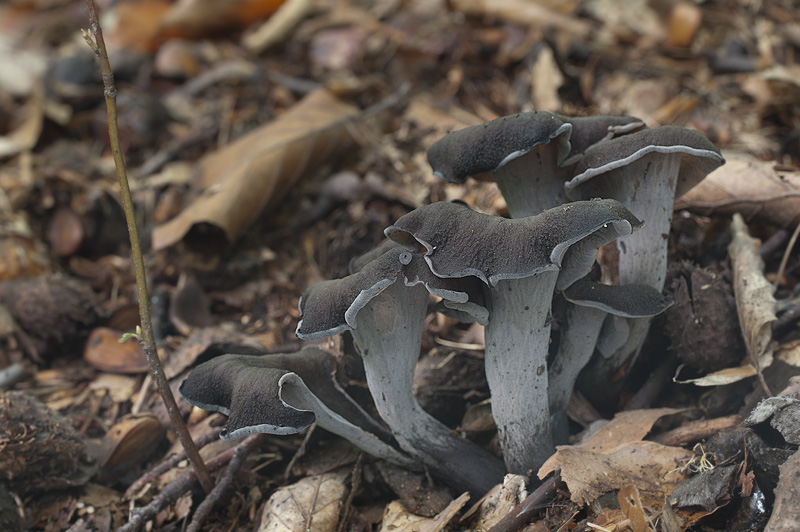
484,271,558,473
547,302,606,443
547,279,672,444
490,129,571,217
352,279,505,495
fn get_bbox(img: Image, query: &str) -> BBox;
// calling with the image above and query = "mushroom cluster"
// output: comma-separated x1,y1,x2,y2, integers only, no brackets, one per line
428,112,723,408
180,111,723,496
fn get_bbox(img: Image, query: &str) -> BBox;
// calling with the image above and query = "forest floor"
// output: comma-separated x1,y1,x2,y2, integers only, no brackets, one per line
1,0,800,531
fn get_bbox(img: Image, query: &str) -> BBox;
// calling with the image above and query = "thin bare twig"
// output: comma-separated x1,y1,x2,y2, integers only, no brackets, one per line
119,434,265,532
187,434,266,532
82,0,213,494
124,426,224,500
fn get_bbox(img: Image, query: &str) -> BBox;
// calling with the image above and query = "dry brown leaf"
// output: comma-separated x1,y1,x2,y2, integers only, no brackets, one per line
106,1,172,54
539,408,682,478
83,327,148,374
152,90,359,250
243,0,315,53
729,213,777,375
379,492,470,532
673,358,764,386
529,45,563,112
88,374,137,403
159,0,285,40
557,441,692,506
96,414,164,483
775,339,800,367
674,152,800,228
0,86,44,159
259,471,348,532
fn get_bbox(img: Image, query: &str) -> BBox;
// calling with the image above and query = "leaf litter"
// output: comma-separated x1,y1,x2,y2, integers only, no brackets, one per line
2,0,800,530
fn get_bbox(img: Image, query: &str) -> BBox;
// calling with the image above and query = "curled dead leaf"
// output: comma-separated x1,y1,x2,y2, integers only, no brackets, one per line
540,408,683,478
378,492,469,532
729,214,777,377
152,89,360,250
259,471,348,532
675,152,800,229
557,441,692,506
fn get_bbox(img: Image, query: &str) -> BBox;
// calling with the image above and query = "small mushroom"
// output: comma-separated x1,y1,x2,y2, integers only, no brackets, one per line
548,279,673,443
427,112,643,217
296,246,505,496
179,347,417,469
565,126,724,289
385,199,641,474
564,126,724,402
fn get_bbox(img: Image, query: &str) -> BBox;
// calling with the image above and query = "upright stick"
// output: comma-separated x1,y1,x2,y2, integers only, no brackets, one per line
82,0,213,494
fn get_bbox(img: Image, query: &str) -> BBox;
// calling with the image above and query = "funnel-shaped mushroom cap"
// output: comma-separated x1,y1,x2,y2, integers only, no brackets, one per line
563,278,673,317
179,348,419,467
297,247,483,340
296,247,407,340
560,115,644,161
180,354,314,438
181,348,396,440
566,126,725,199
427,112,572,183
385,199,641,286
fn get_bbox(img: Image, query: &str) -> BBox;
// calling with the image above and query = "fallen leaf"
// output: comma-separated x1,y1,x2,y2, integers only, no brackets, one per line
259,471,348,532
152,89,359,250
0,86,44,159
775,339,800,367
665,2,702,48
660,499,685,532
0,33,47,96
674,359,765,386
540,408,682,477
83,327,148,374
162,326,266,379
88,374,138,403
529,45,563,112
95,414,164,484
674,152,800,229
557,441,692,506
106,1,173,54
243,0,315,53
159,0,285,40
378,492,469,532
729,213,777,383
